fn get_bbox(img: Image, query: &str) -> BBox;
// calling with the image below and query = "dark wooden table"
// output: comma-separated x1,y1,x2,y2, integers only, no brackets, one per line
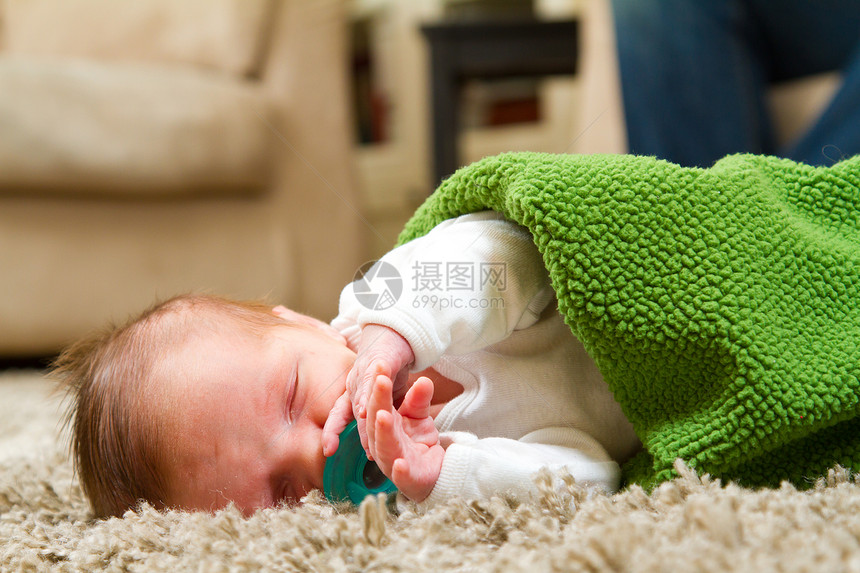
421,18,579,187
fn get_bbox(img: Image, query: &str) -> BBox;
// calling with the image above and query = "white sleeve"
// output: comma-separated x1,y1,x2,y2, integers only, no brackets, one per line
416,429,621,508
334,212,554,370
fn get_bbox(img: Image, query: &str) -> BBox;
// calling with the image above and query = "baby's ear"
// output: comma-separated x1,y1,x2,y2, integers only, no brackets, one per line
272,306,347,345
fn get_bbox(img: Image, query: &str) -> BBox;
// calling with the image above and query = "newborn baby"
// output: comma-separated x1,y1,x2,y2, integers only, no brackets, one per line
55,212,640,517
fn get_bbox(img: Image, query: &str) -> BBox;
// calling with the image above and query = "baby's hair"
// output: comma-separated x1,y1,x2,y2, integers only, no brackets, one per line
52,294,290,518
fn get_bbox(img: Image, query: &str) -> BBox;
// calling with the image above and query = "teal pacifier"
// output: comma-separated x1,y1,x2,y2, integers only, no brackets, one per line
323,421,397,504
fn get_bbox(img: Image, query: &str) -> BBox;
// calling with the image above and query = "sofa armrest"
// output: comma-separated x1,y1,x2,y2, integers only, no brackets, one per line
0,2,5,51
258,0,364,319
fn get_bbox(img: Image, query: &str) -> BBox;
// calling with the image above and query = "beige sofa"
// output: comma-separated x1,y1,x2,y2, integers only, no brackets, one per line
0,0,365,356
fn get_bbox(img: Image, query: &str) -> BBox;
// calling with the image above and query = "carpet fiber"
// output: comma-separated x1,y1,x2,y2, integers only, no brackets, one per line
1,369,859,572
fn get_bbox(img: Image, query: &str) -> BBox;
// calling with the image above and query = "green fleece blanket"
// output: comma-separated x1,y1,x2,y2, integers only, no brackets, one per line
397,152,860,491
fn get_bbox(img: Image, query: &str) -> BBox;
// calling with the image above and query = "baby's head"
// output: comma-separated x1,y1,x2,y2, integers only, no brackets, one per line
53,294,353,518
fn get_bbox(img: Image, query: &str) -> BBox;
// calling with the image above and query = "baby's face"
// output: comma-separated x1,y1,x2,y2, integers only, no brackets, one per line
160,317,354,515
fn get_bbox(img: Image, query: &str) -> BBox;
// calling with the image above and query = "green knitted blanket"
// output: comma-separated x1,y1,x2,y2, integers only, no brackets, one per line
397,152,860,491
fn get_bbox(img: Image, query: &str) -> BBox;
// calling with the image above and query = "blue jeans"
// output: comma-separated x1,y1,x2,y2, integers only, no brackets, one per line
611,0,860,167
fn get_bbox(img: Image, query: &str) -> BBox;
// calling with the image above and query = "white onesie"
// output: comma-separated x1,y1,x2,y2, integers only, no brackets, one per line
333,211,641,507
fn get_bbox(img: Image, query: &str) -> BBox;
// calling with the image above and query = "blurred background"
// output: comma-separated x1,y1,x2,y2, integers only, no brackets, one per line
0,0,844,363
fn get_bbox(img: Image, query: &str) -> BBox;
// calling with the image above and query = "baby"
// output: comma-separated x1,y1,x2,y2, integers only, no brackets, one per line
55,211,641,518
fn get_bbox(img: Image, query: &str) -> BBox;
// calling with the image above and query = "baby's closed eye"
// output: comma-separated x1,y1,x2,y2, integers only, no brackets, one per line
283,367,298,424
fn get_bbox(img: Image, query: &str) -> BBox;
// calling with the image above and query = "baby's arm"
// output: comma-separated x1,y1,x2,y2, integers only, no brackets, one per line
421,430,621,507
365,373,444,502
363,372,619,505
330,212,553,455
361,212,553,371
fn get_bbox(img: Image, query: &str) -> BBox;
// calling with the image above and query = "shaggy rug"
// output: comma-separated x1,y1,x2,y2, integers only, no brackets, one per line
1,368,859,572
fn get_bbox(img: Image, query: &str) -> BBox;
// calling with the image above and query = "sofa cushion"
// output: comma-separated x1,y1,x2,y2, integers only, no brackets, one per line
1,0,273,77
0,56,273,197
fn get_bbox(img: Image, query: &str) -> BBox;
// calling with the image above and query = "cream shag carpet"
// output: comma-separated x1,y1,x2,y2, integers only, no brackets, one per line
1,369,859,572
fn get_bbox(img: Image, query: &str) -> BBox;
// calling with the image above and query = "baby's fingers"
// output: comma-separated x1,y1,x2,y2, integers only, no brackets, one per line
371,408,403,475
355,361,387,420
398,376,434,420
366,374,396,461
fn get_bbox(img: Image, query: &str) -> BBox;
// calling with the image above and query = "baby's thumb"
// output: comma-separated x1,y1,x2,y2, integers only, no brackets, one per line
322,391,353,457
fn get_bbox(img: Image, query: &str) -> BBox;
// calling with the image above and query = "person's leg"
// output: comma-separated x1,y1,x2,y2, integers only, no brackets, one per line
784,44,860,165
611,0,774,167
748,0,860,81
749,0,860,165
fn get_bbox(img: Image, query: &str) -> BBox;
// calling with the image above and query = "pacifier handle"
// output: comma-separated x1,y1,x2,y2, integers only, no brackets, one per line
323,420,397,504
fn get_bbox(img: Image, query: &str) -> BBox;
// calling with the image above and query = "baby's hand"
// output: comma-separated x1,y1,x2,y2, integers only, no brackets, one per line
366,374,443,502
322,324,415,457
